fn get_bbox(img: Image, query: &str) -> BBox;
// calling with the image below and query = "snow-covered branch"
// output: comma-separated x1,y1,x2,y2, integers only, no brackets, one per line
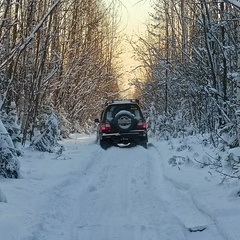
224,0,240,9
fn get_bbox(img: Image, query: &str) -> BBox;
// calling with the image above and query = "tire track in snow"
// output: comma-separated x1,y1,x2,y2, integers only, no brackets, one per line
18,135,227,240
152,144,227,240
74,145,189,240
20,142,103,240
74,147,144,240
129,147,189,240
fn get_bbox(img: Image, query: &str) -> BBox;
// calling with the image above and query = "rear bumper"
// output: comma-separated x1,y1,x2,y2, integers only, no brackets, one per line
101,130,148,144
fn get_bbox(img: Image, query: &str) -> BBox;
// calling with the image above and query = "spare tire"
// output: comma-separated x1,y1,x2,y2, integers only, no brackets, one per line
113,111,135,132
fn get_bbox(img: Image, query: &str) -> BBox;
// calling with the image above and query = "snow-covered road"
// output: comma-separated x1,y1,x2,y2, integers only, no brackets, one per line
1,134,240,240
73,146,187,240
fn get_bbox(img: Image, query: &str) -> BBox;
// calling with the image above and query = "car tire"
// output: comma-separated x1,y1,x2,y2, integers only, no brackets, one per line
140,141,148,149
113,112,135,132
100,139,110,150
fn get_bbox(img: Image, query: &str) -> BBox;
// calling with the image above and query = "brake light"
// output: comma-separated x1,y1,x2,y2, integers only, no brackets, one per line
137,119,147,129
101,121,111,132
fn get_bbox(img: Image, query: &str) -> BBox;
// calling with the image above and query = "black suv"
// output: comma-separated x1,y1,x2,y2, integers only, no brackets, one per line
95,99,148,149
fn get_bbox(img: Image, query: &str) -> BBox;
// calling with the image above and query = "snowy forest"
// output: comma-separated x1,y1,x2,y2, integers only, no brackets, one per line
1,0,240,179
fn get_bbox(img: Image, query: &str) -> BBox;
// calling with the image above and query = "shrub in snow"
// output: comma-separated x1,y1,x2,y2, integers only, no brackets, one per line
57,108,71,139
217,123,238,149
168,155,189,167
176,144,190,152
83,119,96,134
146,104,195,140
0,119,20,178
30,108,60,153
148,114,175,140
222,148,240,177
60,128,70,139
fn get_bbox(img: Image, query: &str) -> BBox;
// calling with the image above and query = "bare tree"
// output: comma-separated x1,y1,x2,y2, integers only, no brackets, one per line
133,0,240,146
0,0,122,145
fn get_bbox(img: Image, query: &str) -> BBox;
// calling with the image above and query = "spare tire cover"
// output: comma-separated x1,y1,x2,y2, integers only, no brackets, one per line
114,110,135,132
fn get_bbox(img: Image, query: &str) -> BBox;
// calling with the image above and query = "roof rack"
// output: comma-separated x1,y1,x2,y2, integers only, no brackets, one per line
105,99,140,106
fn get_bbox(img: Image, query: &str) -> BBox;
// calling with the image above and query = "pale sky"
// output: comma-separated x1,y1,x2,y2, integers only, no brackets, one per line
119,0,151,33
104,0,151,38
105,0,151,97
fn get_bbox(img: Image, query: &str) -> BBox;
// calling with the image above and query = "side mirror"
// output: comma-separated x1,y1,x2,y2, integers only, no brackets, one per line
94,118,100,123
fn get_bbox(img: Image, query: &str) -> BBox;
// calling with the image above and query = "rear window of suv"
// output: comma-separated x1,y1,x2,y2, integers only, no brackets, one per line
104,104,143,121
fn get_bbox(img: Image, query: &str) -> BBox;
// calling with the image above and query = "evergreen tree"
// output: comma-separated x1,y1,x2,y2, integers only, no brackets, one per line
0,118,20,178
1,102,21,151
30,107,60,153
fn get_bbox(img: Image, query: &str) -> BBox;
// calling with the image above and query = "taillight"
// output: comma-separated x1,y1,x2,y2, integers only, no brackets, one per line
137,119,147,129
101,121,111,132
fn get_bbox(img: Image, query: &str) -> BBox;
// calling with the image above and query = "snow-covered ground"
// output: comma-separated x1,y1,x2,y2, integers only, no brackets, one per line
1,134,240,240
